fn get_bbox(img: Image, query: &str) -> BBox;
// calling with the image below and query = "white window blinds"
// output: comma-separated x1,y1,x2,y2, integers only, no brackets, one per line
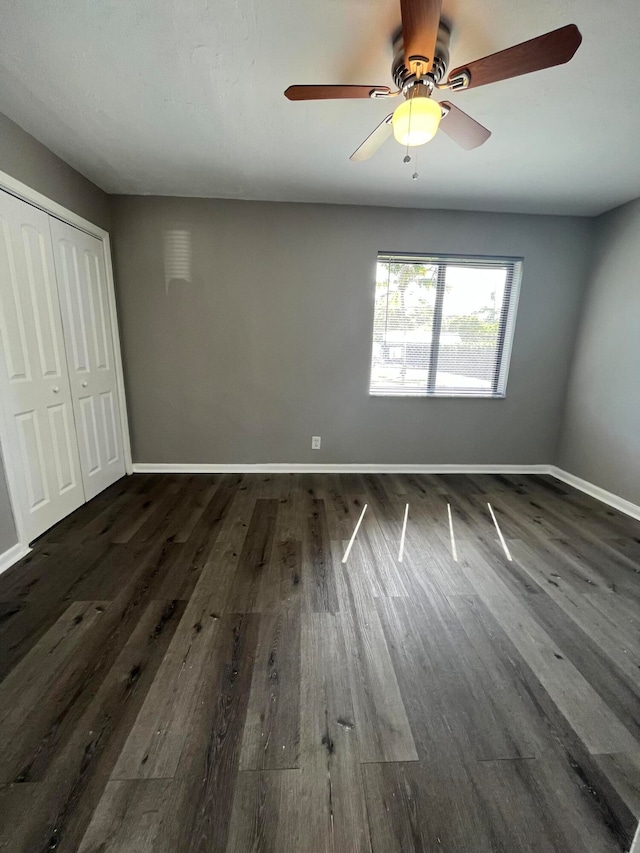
370,253,522,398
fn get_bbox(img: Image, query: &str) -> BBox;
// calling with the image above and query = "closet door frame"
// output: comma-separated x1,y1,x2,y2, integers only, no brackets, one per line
0,168,132,553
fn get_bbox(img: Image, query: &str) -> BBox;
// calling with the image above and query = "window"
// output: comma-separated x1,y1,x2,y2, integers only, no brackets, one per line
369,253,522,398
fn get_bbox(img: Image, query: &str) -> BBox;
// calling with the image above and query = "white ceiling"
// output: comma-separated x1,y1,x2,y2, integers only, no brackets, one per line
1,0,640,216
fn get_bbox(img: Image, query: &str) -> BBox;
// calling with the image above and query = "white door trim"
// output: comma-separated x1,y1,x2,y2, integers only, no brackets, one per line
0,541,31,577
0,169,132,552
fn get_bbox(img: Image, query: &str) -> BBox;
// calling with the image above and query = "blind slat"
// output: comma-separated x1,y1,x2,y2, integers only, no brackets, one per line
369,254,522,398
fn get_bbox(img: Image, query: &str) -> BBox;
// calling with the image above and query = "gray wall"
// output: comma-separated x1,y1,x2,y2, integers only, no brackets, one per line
0,112,110,230
111,195,594,465
0,112,111,552
558,197,640,504
0,458,16,554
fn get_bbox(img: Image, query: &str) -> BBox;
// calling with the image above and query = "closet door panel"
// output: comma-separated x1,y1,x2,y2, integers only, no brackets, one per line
0,191,84,543
49,219,126,500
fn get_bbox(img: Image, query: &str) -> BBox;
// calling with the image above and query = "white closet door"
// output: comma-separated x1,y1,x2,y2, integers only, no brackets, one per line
0,191,85,543
49,219,126,500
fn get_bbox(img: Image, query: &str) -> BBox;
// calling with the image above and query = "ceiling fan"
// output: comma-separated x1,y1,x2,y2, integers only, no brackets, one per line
284,0,582,161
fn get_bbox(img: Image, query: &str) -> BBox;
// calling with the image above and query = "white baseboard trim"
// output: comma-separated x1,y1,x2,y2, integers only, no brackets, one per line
549,466,640,522
132,462,552,475
0,541,31,577
131,462,640,523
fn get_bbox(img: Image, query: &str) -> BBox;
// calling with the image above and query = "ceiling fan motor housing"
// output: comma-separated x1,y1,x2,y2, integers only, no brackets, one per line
393,21,451,92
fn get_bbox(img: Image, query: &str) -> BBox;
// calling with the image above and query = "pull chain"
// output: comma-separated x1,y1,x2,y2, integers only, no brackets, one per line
403,95,414,165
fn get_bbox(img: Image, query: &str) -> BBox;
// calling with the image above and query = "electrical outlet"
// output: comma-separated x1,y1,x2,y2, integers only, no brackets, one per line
312,436,321,450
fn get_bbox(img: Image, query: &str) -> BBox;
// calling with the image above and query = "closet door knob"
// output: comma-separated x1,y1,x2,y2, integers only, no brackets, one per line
81,381,88,387
52,386,60,393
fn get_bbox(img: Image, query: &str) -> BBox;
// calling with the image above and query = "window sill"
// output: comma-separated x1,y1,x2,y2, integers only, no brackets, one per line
369,392,506,399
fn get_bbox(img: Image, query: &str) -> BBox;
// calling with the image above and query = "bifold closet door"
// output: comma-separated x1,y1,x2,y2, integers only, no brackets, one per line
49,219,126,500
0,191,85,543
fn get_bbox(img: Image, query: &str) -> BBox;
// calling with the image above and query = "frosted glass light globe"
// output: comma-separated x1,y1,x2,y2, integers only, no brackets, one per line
392,96,442,146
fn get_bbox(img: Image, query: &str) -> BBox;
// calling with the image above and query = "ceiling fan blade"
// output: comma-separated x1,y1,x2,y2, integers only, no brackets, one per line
446,24,582,90
350,115,394,161
400,0,443,77
439,102,491,150
285,85,391,101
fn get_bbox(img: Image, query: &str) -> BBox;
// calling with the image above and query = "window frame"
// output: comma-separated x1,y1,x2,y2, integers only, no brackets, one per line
369,252,523,399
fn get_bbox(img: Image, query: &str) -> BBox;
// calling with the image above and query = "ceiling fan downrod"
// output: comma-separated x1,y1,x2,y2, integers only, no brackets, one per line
392,20,451,93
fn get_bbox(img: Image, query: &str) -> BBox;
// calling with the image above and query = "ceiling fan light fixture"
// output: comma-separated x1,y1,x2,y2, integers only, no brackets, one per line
392,96,442,146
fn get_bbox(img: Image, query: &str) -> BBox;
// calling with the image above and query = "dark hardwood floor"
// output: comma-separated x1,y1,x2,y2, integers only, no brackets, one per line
1,471,640,852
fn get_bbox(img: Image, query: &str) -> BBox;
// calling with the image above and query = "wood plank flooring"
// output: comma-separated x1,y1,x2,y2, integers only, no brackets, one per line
1,472,640,851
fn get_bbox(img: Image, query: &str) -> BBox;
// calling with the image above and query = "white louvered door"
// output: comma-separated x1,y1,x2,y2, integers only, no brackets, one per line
0,191,85,543
49,219,126,500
